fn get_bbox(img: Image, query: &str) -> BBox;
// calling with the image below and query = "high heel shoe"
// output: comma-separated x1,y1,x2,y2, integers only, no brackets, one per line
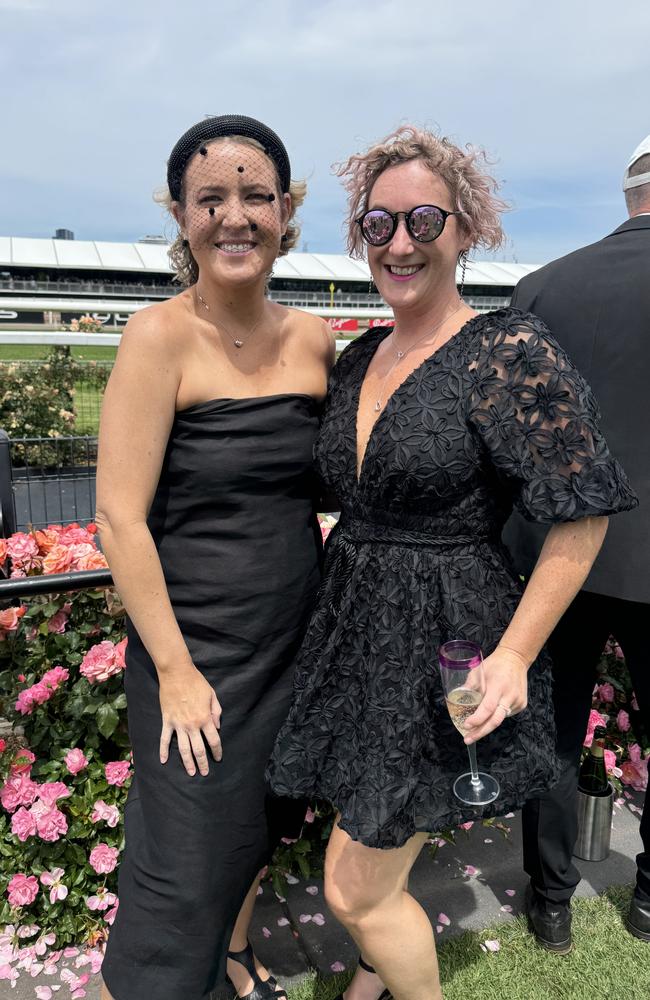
333,955,392,1000
226,940,287,1000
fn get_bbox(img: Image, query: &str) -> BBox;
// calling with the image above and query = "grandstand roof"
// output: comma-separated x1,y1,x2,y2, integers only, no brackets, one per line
0,237,538,287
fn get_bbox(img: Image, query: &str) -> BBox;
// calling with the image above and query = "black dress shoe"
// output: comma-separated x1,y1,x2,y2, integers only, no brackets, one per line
626,894,650,942
525,883,572,954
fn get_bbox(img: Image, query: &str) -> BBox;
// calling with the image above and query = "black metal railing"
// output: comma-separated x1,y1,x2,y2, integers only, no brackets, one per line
0,568,112,599
0,432,98,532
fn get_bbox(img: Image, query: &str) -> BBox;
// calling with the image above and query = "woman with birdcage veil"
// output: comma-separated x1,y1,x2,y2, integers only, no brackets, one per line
95,115,334,1000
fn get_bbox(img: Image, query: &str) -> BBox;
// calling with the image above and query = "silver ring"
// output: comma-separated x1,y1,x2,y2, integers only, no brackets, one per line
498,702,512,717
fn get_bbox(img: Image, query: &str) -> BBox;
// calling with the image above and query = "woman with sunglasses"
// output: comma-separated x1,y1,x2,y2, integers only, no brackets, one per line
267,126,636,1000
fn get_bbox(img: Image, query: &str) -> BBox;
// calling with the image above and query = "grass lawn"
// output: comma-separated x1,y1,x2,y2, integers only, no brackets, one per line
0,344,117,361
287,886,649,1000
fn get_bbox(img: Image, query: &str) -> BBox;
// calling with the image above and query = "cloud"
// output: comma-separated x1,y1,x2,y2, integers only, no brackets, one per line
1,0,648,260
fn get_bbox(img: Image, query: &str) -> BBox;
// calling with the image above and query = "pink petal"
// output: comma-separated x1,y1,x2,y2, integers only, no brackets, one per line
484,838,493,844
482,939,500,952
312,913,325,926
262,927,271,939
299,914,312,924
463,865,480,877
436,925,443,934
500,905,513,913
504,889,516,896
36,988,53,999
277,918,289,927
437,913,451,926
305,886,319,895
330,961,346,972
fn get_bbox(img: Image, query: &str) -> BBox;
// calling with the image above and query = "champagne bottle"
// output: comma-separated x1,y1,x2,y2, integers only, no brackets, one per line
578,725,610,796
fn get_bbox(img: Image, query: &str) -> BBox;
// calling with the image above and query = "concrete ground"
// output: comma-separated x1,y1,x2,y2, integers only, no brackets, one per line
1,789,646,999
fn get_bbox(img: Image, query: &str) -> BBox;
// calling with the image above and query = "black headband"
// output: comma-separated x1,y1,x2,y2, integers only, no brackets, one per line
167,114,291,200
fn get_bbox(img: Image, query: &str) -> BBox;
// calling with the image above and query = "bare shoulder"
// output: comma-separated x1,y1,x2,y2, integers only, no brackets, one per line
281,305,335,364
116,295,189,363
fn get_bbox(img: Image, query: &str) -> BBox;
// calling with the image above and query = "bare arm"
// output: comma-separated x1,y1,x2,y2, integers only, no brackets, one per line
95,308,221,774
464,516,608,742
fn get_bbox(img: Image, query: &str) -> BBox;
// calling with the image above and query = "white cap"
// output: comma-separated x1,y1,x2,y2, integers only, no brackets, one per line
623,134,650,191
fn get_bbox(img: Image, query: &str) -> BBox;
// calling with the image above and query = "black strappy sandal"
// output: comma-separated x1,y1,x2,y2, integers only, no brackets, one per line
333,955,392,1000
226,941,288,1000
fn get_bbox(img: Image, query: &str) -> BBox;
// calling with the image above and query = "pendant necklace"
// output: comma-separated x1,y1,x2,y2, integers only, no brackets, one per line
374,300,465,412
196,291,264,349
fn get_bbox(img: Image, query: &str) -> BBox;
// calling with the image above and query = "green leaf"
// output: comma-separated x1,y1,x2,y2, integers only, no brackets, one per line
96,703,119,739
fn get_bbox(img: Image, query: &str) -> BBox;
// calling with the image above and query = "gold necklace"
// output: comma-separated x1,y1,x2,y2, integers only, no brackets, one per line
196,290,265,349
374,300,464,412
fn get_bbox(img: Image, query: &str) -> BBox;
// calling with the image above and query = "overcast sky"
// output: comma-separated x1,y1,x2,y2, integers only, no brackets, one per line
1,0,648,265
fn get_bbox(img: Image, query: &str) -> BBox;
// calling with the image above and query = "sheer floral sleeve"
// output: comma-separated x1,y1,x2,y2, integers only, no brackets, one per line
466,310,638,523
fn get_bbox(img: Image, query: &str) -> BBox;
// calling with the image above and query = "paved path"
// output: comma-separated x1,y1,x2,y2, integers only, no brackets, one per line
1,790,645,999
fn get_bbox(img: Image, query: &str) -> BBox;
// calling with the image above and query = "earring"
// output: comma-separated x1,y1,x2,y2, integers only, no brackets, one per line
458,251,468,299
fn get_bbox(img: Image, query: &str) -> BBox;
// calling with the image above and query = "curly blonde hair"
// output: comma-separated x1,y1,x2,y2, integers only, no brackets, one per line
336,125,507,259
155,135,306,287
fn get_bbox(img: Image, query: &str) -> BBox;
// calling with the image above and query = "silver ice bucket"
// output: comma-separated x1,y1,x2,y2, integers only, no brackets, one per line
574,784,614,861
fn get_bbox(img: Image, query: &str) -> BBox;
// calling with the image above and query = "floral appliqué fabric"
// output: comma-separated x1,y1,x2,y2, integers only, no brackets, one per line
267,309,638,848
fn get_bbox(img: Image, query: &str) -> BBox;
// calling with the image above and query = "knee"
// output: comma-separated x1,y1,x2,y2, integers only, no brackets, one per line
324,869,377,928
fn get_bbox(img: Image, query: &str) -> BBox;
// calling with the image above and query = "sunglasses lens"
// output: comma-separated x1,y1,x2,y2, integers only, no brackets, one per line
409,206,445,241
361,210,393,245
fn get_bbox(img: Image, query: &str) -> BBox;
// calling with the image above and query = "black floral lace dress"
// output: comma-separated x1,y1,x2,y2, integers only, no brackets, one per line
267,309,637,849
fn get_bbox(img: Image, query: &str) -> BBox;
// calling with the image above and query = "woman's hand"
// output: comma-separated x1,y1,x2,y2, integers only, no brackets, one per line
158,665,222,776
463,646,529,744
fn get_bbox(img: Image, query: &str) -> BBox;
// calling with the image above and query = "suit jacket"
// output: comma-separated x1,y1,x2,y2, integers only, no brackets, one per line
502,215,650,603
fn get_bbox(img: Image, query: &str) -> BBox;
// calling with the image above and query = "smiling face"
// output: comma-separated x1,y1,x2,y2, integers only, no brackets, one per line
173,139,291,290
366,159,468,316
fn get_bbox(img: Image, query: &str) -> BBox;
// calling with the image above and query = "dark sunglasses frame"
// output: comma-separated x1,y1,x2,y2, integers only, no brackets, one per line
356,204,463,246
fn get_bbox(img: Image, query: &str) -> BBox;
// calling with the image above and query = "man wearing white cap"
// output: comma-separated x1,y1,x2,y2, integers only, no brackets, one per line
504,135,650,951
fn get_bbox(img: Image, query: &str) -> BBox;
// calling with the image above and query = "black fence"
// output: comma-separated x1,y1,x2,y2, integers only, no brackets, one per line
0,431,97,533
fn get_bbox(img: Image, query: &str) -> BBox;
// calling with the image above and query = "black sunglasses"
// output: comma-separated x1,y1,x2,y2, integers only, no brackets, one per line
356,204,462,246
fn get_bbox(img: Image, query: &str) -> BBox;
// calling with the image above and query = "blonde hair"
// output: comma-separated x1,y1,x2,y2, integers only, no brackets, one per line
336,125,507,258
155,135,306,286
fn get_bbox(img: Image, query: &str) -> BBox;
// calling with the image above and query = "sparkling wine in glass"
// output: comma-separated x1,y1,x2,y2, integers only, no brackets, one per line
438,639,500,806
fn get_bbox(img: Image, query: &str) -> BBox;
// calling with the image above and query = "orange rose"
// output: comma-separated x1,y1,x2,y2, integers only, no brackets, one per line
77,550,109,571
34,529,61,554
42,544,75,576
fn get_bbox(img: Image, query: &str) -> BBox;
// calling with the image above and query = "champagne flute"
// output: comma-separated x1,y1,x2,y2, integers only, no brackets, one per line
438,639,500,806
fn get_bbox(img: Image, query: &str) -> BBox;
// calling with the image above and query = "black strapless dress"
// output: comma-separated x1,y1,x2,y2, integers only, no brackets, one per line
102,394,322,1000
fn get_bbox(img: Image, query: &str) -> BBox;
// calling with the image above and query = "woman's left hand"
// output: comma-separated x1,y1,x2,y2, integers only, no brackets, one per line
463,646,529,744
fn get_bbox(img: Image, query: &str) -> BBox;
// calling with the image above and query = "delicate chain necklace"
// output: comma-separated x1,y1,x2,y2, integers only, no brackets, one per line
196,290,265,349
373,300,464,412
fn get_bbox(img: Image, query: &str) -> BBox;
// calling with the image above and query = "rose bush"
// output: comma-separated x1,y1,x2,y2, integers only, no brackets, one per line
1,519,648,960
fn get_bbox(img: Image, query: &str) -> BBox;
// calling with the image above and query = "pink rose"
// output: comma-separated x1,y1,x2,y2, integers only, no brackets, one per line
104,900,120,925
80,640,126,683
31,801,68,842
617,709,631,733
584,709,607,748
6,533,40,570
603,748,622,778
64,749,89,775
1,772,39,812
11,806,37,842
47,609,69,634
629,743,642,764
631,694,639,711
40,867,68,905
597,683,615,704
90,800,120,828
89,843,119,874
621,758,648,793
37,782,71,807
76,550,109,571
0,537,7,564
105,761,131,787
86,888,117,911
58,524,95,546
7,873,39,907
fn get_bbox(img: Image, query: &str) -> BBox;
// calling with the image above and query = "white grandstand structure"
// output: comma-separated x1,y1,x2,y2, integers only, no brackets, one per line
0,235,540,335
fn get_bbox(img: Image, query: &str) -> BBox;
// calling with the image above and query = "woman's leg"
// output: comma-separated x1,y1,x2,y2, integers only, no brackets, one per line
227,870,283,996
325,820,441,1000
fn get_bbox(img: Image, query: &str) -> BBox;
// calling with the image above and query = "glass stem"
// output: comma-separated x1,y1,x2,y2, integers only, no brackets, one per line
467,742,481,785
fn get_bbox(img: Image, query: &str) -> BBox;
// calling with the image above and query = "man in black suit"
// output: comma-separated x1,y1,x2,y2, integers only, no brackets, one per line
504,135,650,951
